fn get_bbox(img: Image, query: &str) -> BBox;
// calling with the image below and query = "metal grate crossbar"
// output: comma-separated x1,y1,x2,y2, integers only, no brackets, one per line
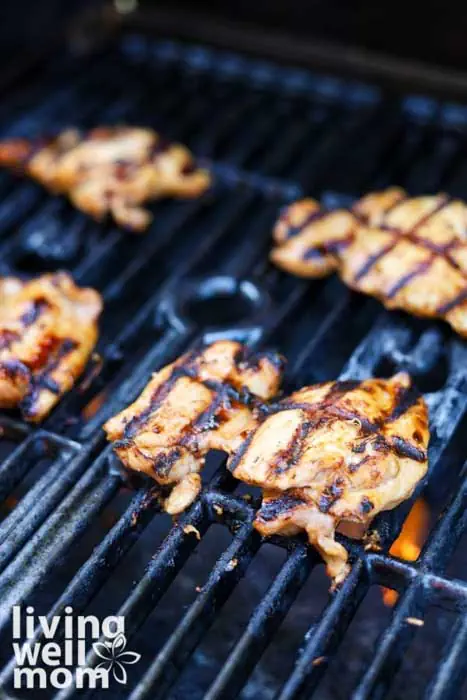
0,32,466,700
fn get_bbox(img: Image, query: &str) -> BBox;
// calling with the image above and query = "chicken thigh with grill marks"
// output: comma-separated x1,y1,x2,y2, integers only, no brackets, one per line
271,188,467,338
104,341,284,514
340,192,467,338
0,127,211,232
0,272,102,422
230,372,429,585
270,188,404,278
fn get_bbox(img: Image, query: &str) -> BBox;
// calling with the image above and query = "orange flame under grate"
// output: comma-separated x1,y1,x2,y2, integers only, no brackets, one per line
82,389,108,420
382,498,430,607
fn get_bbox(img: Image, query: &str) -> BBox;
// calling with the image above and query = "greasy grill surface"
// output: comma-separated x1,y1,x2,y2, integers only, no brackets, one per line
0,33,467,699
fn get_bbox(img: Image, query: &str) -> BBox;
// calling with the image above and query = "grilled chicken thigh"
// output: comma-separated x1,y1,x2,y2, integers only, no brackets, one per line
230,373,429,585
104,341,284,514
270,189,404,278
341,192,467,338
0,272,102,421
271,188,467,338
0,127,210,231
270,199,355,278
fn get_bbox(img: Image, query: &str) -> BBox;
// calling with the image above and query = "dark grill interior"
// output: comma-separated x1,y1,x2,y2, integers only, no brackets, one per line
1,32,467,699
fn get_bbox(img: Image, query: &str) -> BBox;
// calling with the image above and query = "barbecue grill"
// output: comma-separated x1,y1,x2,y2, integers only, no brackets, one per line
1,4,467,698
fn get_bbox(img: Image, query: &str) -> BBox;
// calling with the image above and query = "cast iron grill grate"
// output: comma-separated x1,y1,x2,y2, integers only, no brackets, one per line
0,33,467,700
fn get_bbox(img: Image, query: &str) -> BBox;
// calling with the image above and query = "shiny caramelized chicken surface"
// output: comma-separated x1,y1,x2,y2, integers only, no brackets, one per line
104,341,284,515
230,372,429,585
0,273,102,422
270,198,356,278
270,189,404,279
0,127,211,231
271,188,467,338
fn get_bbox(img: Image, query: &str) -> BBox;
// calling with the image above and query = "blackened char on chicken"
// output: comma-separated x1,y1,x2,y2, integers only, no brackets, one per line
105,340,284,514
230,372,429,585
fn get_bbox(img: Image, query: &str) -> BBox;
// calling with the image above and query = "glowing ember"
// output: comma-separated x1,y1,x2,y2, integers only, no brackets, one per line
82,389,108,419
0,495,19,518
382,498,430,607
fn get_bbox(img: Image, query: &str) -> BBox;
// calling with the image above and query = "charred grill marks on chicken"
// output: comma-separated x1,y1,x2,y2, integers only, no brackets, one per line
258,494,308,522
230,372,429,586
235,377,426,478
351,195,450,290
0,273,102,422
104,340,428,587
270,198,357,278
104,340,284,515
271,188,467,337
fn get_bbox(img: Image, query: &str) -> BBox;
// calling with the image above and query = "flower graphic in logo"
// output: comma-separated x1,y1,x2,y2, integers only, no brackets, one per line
93,633,141,684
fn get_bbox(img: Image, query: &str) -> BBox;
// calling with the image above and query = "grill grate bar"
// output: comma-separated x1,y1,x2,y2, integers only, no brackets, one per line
205,545,314,700
316,105,407,194
276,562,367,700
0,184,44,254
54,499,209,700
98,201,204,301
288,286,354,377
424,614,467,700
0,52,116,138
352,583,425,700
0,440,98,551
0,485,159,687
421,468,467,572
130,517,260,700
105,191,257,347
254,108,337,179
219,100,296,169
0,454,120,635
287,105,381,192
191,91,268,160
0,434,44,502
0,445,79,571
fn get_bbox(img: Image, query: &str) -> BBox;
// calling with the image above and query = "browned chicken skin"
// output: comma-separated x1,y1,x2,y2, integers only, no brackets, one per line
271,188,467,338
230,373,429,585
104,341,284,514
0,272,102,422
0,127,211,232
